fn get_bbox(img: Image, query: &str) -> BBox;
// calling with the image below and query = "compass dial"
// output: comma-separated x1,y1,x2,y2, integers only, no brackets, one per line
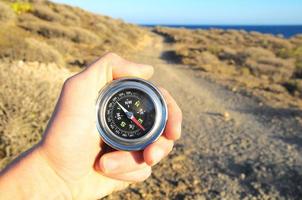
96,78,167,151
105,89,156,139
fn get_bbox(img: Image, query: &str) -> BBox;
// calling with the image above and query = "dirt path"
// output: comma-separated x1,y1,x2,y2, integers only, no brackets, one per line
106,33,302,200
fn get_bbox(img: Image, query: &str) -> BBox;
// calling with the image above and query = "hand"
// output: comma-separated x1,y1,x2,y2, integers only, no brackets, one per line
0,53,182,199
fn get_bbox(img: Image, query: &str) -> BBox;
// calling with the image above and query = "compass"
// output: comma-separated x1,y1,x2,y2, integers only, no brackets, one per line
96,78,168,151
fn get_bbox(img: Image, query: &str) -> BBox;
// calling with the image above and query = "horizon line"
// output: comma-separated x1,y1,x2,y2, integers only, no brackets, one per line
139,24,302,26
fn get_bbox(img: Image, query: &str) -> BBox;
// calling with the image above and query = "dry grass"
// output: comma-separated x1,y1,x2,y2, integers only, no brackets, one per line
0,61,71,169
0,26,64,66
0,0,150,68
0,1,16,22
0,0,151,169
154,27,302,108
19,19,100,44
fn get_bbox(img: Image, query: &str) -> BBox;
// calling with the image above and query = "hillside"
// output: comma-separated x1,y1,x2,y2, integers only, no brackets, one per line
0,0,150,68
0,0,151,168
154,27,302,108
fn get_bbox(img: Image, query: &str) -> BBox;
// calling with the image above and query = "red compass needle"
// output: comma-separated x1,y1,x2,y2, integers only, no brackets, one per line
117,102,146,131
130,115,146,131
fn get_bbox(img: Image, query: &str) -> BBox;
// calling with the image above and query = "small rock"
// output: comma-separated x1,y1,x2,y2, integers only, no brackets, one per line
193,179,200,185
286,144,292,150
223,111,230,121
17,60,24,67
240,173,246,180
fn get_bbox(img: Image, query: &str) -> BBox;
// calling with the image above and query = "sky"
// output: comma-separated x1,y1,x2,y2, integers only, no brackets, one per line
52,0,302,25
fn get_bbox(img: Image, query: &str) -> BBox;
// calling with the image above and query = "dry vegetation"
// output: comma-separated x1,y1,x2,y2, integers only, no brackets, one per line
0,0,152,169
154,27,302,108
0,61,71,168
0,0,150,68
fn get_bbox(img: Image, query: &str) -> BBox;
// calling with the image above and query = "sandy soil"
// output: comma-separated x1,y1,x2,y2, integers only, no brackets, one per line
104,33,302,200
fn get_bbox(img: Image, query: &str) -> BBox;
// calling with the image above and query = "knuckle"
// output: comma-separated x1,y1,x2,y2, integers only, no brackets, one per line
103,52,119,59
63,76,74,88
63,73,86,90
63,76,77,89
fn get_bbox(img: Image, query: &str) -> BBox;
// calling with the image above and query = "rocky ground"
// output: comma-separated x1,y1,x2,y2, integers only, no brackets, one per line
105,33,302,200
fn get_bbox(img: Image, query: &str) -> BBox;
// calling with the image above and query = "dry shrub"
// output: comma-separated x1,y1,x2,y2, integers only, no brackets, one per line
0,61,71,169
19,19,100,43
153,26,302,107
0,1,16,22
242,47,276,59
31,3,62,22
283,79,302,97
259,36,293,50
0,27,64,66
51,3,81,25
72,27,100,43
0,0,150,67
23,38,65,65
218,47,238,63
241,47,294,80
290,34,302,46
32,3,81,26
19,20,73,38
46,38,80,60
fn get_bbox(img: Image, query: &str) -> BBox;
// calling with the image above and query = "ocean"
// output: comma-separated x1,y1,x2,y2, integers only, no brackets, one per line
143,25,302,38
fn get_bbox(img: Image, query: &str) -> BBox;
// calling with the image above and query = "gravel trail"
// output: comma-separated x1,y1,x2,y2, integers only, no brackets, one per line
106,33,302,200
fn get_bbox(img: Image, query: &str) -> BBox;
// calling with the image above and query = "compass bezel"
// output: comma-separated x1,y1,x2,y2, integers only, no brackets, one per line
96,78,168,151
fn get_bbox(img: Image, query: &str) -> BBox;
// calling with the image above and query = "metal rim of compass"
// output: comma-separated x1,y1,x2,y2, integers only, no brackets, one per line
96,78,168,151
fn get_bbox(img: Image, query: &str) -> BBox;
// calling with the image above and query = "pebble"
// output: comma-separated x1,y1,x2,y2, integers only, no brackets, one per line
240,173,246,180
17,60,24,67
223,111,230,121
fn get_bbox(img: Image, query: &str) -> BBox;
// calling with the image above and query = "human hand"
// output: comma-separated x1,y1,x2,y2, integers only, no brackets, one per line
0,53,182,199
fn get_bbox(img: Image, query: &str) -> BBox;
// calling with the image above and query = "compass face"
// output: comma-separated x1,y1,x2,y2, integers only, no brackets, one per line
105,88,156,139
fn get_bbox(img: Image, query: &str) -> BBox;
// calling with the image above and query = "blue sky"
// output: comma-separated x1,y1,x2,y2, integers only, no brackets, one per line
52,0,302,25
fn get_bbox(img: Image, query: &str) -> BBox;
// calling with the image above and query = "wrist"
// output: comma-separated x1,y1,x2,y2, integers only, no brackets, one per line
0,145,72,200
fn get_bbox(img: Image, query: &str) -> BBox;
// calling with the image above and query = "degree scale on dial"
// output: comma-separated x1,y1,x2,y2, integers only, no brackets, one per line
96,78,167,151
105,89,155,139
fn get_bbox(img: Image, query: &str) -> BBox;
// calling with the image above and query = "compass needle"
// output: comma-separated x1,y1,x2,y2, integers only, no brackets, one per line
96,78,168,151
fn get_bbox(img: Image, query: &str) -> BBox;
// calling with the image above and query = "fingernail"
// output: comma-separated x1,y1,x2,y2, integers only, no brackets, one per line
151,147,165,165
101,157,119,173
